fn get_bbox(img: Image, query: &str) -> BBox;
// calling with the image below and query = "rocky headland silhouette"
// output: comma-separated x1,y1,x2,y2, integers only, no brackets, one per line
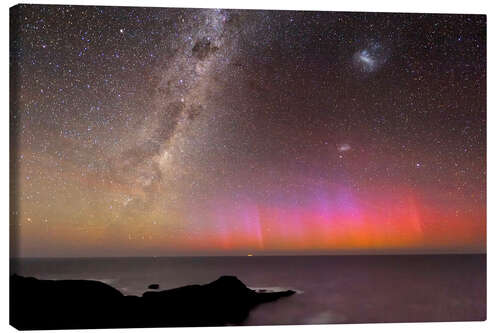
10,274,295,330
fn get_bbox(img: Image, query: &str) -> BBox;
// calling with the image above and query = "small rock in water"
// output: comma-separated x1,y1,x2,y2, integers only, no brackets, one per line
148,284,160,290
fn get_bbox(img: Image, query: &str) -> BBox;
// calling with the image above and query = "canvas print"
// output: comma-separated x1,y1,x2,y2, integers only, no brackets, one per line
9,4,486,330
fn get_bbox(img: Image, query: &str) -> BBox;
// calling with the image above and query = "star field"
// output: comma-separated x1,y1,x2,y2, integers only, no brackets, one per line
10,5,486,256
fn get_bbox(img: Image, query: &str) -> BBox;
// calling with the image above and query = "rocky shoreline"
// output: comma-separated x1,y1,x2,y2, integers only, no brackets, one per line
10,274,295,330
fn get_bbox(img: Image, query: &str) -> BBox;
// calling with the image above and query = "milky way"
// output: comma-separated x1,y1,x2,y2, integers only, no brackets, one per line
10,6,486,256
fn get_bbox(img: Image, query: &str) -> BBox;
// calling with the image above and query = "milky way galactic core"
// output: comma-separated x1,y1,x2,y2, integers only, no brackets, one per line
10,5,486,257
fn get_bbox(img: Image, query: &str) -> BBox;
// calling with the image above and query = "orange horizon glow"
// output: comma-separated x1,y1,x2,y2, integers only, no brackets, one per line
12,163,486,257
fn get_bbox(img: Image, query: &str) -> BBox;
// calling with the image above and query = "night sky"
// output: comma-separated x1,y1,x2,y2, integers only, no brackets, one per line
10,5,486,257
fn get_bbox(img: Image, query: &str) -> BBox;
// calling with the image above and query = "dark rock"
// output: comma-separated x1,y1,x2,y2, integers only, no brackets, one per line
148,283,160,290
10,274,295,330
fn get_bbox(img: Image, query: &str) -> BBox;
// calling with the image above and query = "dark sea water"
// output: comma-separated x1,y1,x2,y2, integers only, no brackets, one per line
10,254,486,325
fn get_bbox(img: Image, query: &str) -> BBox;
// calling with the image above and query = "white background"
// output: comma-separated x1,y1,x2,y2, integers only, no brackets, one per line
1,1,497,332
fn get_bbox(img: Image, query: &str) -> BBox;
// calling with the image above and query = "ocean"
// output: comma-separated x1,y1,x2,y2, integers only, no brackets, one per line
10,254,486,325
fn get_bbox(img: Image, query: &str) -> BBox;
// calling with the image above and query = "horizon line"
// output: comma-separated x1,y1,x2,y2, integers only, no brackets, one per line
10,251,486,260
